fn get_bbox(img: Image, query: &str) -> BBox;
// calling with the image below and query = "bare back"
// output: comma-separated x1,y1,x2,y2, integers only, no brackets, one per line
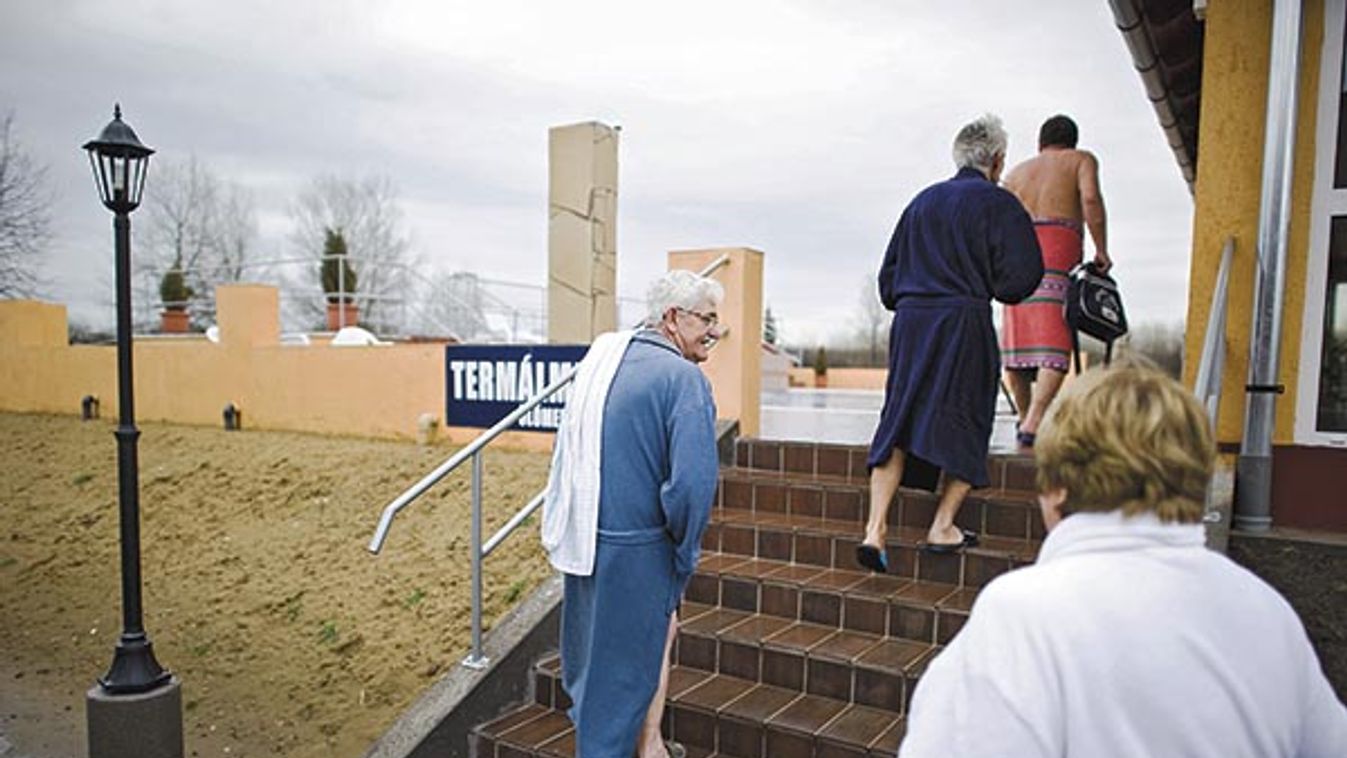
1003,148,1092,218
1003,147,1109,269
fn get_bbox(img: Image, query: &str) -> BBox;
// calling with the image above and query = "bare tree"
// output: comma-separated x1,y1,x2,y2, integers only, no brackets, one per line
216,183,258,283
854,275,888,366
290,174,415,332
143,156,257,323
0,112,53,299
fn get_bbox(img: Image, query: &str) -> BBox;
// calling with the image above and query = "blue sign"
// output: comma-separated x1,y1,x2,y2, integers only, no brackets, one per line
445,344,589,431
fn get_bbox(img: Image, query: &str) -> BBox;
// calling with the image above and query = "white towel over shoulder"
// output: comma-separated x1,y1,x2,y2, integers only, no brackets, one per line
541,329,636,576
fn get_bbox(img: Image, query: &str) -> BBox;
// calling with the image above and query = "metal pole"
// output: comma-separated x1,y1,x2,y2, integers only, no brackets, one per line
339,253,347,329
463,451,488,669
101,210,170,693
1236,0,1303,532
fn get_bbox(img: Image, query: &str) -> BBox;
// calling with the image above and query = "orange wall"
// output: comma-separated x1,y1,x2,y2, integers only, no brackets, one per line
787,367,887,390
0,288,551,450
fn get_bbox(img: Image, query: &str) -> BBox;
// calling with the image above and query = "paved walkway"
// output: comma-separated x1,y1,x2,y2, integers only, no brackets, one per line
760,388,1020,451
0,654,87,758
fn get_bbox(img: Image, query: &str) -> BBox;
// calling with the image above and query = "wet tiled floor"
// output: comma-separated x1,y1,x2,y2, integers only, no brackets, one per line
761,389,1020,451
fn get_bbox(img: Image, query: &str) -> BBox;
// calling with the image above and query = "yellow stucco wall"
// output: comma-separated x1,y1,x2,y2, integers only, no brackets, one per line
0,288,550,450
0,272,766,453
1185,0,1324,445
787,367,887,390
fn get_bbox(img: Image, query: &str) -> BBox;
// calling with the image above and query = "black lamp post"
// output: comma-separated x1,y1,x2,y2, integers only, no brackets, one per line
82,105,170,694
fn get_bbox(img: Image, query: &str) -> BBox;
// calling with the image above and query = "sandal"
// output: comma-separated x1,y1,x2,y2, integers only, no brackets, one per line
855,543,889,574
921,529,979,554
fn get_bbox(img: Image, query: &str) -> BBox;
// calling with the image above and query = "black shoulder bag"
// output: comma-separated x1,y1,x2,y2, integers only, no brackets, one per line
1064,262,1128,373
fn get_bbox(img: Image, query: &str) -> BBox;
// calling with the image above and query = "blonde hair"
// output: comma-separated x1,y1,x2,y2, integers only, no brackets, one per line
1035,360,1215,523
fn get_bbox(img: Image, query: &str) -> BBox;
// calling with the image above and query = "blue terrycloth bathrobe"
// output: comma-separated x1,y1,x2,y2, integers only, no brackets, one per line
561,330,719,757
867,167,1043,488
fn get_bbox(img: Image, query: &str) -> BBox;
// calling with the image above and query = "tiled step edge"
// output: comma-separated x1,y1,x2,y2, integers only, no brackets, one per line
523,658,909,758
716,469,1046,542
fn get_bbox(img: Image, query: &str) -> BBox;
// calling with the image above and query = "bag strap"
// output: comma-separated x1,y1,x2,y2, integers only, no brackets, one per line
1072,328,1082,375
1104,339,1114,367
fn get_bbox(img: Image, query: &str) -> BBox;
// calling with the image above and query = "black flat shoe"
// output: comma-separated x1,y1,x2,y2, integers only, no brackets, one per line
855,543,889,573
921,529,979,554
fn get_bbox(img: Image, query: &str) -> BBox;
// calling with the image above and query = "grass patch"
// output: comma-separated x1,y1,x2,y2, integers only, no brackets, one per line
403,588,426,609
317,620,338,645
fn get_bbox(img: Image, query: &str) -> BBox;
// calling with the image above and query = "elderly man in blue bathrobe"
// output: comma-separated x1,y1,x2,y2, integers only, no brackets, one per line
856,114,1044,572
544,269,723,758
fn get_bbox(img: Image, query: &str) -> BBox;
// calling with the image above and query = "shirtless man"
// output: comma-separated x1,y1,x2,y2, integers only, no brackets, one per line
999,114,1110,447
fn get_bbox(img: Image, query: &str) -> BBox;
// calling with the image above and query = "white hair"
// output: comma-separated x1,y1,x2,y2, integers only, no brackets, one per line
645,269,725,327
951,113,1008,172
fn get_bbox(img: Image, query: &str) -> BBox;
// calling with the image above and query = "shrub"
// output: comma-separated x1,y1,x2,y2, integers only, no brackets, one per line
321,228,357,304
159,261,194,311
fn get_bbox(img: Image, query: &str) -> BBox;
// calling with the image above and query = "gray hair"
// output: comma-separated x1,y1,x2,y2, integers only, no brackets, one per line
645,269,725,327
951,113,1008,172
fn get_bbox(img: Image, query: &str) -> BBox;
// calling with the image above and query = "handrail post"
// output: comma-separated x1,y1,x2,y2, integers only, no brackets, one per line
463,451,489,670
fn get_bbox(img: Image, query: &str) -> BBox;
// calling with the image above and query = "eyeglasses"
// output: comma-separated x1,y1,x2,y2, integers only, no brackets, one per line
677,308,719,328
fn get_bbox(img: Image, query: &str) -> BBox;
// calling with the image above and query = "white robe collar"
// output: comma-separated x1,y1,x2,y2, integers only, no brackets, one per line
1037,509,1205,564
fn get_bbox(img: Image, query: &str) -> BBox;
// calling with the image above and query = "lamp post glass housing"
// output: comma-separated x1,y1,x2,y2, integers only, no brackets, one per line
83,105,170,694
84,104,152,212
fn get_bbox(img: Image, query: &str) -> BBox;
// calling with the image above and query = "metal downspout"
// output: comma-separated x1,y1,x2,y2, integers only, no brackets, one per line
1235,0,1305,532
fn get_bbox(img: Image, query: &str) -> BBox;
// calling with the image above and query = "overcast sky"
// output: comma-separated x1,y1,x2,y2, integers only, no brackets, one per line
1,0,1193,344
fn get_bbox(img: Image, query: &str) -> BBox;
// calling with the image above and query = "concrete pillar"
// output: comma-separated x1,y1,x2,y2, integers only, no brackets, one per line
216,284,279,348
87,677,184,758
548,122,619,344
669,248,764,437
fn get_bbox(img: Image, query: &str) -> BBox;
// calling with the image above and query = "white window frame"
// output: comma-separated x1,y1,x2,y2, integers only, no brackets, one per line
1298,0,1347,447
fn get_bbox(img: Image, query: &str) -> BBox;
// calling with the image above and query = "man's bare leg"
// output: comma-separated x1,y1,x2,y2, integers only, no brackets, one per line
863,450,905,549
1020,367,1066,435
636,611,679,758
1004,369,1033,428
926,478,972,545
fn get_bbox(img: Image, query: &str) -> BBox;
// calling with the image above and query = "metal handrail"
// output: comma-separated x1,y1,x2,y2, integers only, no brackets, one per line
1194,238,1234,530
1194,238,1235,427
367,254,731,669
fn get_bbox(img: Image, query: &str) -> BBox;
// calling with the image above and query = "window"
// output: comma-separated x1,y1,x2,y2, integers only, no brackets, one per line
1301,0,1347,443
1318,218,1347,431
1335,9,1347,187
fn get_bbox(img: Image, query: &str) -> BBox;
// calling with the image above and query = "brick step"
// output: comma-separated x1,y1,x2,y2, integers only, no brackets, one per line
686,552,981,644
732,438,1038,493
477,701,722,758
523,652,909,758
716,467,1045,542
702,509,1040,587
672,601,941,711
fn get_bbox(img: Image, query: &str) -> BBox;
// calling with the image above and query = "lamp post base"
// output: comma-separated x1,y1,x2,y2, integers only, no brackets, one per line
87,676,184,758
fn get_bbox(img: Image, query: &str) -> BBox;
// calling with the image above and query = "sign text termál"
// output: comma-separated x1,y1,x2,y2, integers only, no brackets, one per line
445,344,588,431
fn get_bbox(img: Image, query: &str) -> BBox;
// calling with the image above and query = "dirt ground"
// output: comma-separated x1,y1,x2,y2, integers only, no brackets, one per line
0,412,554,758
1227,533,1347,702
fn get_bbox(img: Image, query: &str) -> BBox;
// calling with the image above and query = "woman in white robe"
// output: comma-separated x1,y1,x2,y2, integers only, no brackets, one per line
900,362,1347,758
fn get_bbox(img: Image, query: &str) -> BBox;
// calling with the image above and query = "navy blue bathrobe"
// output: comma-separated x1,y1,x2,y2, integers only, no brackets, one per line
867,167,1043,487
561,330,719,757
